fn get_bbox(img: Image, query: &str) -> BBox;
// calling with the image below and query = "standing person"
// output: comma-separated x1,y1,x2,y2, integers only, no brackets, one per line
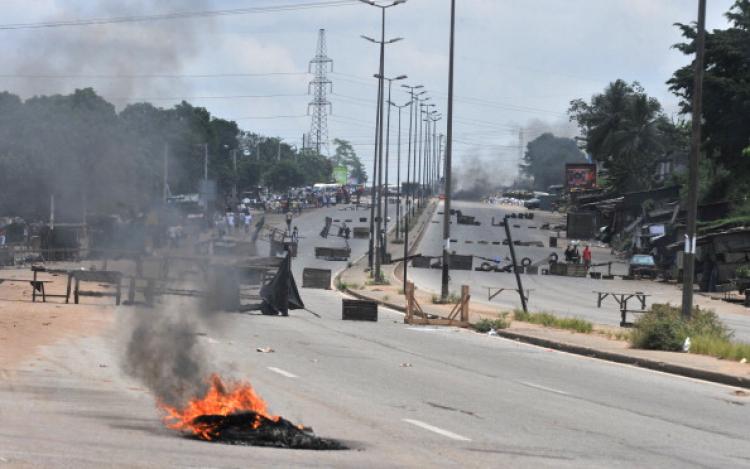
243,212,252,234
285,210,294,233
583,244,592,270
226,211,235,233
292,226,299,242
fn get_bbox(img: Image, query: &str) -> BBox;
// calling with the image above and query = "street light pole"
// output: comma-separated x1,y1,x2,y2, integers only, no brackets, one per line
377,75,407,261
359,0,407,282
389,99,411,242
419,103,435,208
204,143,209,182
681,0,707,319
401,85,422,292
441,0,456,301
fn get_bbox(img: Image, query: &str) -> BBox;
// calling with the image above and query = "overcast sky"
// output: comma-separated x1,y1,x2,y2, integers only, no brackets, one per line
0,0,736,184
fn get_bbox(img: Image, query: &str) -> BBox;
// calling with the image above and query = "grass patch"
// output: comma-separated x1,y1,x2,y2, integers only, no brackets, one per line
689,335,750,361
431,292,461,304
474,314,511,333
602,329,632,341
366,278,391,286
513,309,593,333
336,280,360,291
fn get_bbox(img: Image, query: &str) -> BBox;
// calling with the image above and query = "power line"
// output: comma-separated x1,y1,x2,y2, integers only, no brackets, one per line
110,93,307,102
0,1,359,30
232,114,308,120
0,72,308,79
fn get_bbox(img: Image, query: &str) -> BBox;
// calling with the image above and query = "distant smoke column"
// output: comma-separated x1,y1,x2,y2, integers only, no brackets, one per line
307,29,333,156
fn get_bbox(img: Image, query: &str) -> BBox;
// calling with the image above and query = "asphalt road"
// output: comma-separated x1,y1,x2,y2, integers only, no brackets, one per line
407,200,750,342
2,200,749,468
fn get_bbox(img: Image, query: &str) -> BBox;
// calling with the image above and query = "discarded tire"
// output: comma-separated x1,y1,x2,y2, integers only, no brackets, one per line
521,257,532,267
480,262,493,272
548,253,558,263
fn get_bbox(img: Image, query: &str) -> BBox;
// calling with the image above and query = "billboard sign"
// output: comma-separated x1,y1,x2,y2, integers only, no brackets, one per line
333,166,349,185
565,163,596,190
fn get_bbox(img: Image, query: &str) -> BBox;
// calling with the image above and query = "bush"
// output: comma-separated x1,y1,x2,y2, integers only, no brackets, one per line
630,304,731,352
474,314,511,333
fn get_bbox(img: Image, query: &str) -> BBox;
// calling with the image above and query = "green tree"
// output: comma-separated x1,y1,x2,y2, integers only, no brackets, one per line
522,133,587,191
263,160,305,191
668,0,750,204
331,138,367,183
569,80,679,193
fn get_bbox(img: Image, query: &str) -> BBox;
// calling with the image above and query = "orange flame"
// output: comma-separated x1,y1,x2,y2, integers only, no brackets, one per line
159,374,278,440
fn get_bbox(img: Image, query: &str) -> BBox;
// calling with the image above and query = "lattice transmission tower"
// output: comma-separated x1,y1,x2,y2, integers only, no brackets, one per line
307,29,333,156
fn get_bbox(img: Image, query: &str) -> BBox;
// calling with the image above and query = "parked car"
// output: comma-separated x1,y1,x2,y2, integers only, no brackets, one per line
628,254,658,279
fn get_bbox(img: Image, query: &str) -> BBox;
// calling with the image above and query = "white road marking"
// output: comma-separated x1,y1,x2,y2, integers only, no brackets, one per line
267,367,297,378
518,381,570,396
402,418,472,441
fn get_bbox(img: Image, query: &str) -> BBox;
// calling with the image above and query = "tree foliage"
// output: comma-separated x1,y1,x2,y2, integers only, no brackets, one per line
569,80,682,194
521,133,587,191
668,0,750,205
0,88,333,221
330,138,367,183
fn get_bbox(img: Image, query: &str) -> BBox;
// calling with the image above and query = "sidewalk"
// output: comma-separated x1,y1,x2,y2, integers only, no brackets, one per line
338,200,750,389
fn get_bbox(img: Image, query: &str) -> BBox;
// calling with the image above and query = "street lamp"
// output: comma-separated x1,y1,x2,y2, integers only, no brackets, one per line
415,96,430,211
224,144,239,202
387,99,412,243
441,0,456,301
359,0,407,282
400,85,423,292
375,74,407,260
419,102,436,208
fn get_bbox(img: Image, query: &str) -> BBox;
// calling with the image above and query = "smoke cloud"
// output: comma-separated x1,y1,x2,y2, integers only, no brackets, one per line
5,1,213,103
453,146,518,200
120,296,215,407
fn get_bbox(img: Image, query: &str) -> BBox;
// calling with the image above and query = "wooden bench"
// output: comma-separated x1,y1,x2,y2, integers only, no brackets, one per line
594,291,650,327
68,270,123,305
0,278,54,302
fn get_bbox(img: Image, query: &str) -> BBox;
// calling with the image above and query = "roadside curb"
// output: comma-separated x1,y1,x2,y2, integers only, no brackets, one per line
493,329,750,389
335,201,750,390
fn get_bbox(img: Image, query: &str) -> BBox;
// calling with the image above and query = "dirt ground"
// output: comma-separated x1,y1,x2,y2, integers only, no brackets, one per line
0,266,115,370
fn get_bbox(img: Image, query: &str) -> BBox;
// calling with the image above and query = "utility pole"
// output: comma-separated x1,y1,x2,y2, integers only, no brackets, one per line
441,0,456,301
204,143,209,182
417,102,424,209
307,29,333,156
360,0,406,281
401,85,422,291
379,75,407,261
411,94,421,216
232,149,238,202
681,0,707,319
163,142,169,203
390,100,411,241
